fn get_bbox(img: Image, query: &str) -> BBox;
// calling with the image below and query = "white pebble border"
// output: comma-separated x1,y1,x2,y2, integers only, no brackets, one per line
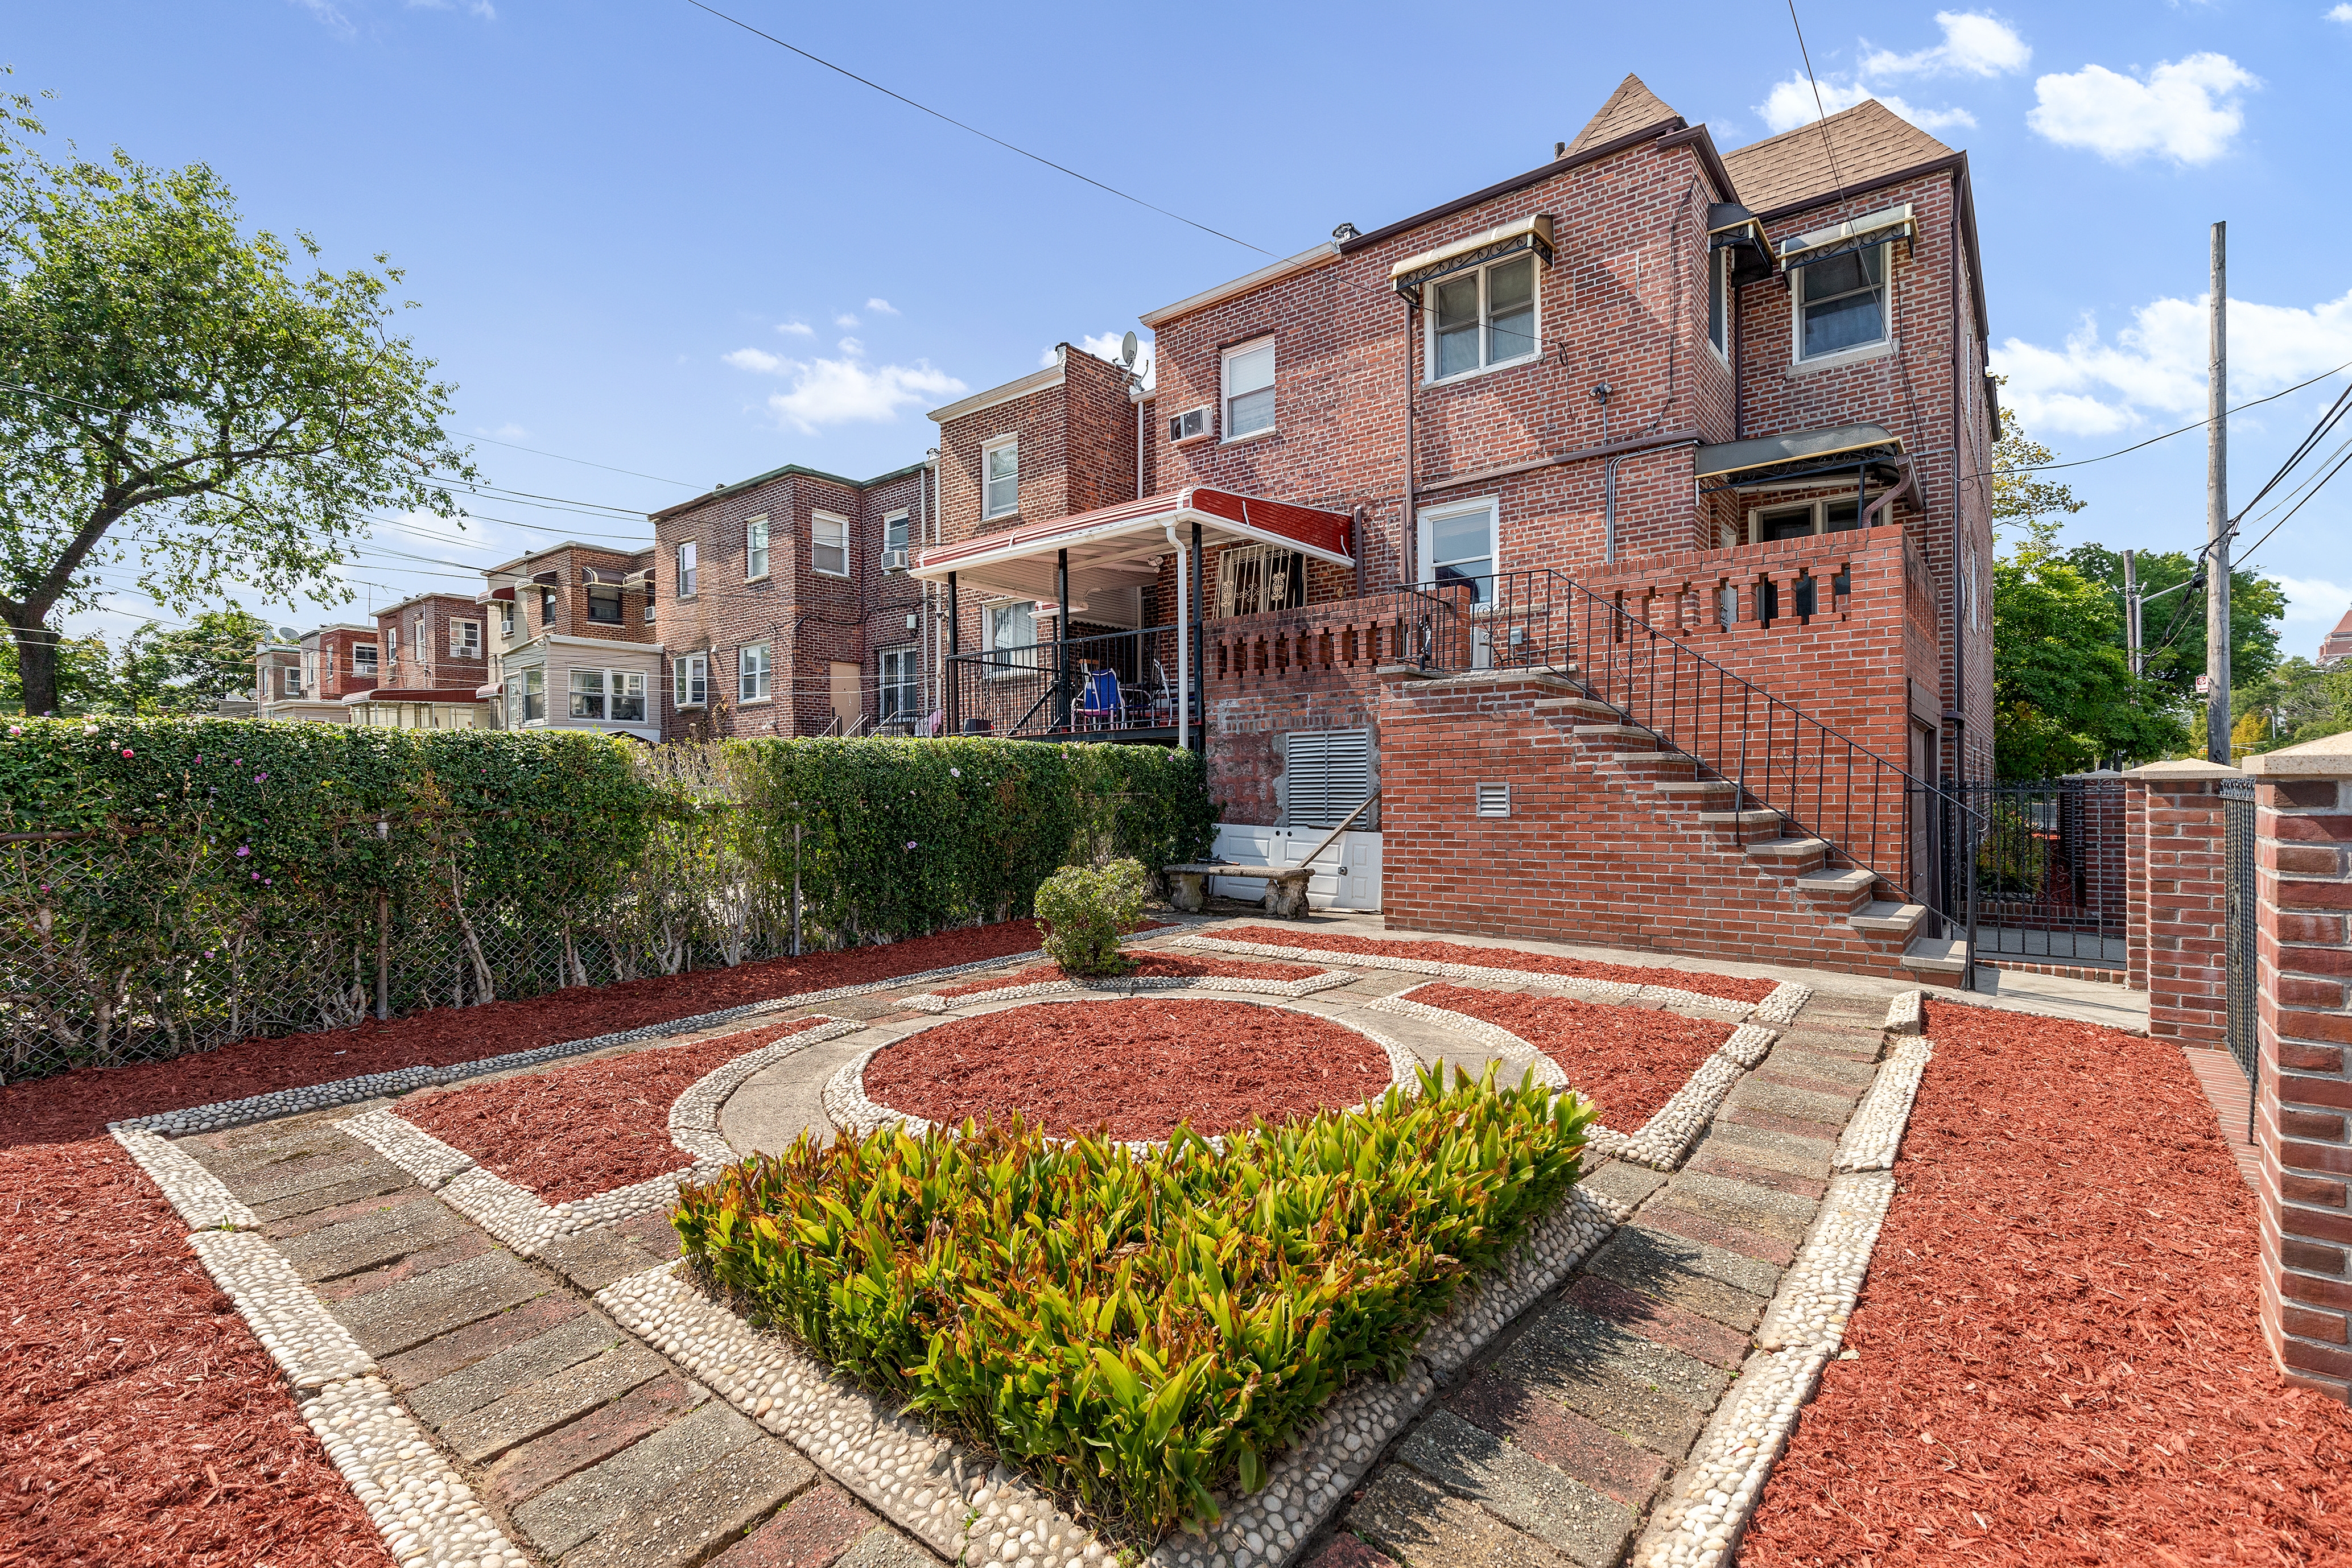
300,1374,529,1568
1883,988,1924,1036
1632,1098,1917,1568
597,1179,1629,1568
822,997,1424,1153
1830,1039,1933,1174
335,1017,869,1255
184,1228,378,1390
1175,934,1800,1024
899,965,1357,1013
106,946,1052,1138
1369,989,1778,1171
110,1127,259,1231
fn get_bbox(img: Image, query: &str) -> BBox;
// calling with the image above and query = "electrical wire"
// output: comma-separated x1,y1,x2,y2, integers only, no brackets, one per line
1782,0,1846,199
1975,358,2352,480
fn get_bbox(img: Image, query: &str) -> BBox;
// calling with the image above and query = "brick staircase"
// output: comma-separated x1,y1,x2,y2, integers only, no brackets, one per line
1534,684,1966,985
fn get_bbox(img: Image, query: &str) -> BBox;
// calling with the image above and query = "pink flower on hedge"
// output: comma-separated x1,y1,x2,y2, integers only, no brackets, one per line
950,768,960,777
906,840,918,850
254,773,266,783
234,845,250,857
122,749,134,757
251,872,260,880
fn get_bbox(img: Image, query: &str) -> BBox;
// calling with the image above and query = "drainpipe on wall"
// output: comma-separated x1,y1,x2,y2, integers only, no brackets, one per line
1161,521,1190,752
1400,299,1417,587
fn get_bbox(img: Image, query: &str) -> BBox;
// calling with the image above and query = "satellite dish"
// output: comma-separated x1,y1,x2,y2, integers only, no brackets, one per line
1120,331,1139,368
278,626,299,641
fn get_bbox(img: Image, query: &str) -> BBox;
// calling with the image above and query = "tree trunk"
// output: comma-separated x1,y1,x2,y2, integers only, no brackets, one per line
6,614,57,716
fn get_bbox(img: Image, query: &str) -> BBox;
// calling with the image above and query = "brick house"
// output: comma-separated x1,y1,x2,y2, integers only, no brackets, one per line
911,79,2000,981
339,593,496,728
478,540,663,741
255,622,383,723
649,460,932,741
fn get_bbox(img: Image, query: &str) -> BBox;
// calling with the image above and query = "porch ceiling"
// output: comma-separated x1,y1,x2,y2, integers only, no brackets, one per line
912,486,1353,605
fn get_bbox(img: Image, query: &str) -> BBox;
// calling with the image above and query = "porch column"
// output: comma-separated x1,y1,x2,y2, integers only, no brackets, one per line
2245,732,2352,1400
1191,519,1204,752
2124,759,2239,1050
1057,547,1070,733
946,573,960,736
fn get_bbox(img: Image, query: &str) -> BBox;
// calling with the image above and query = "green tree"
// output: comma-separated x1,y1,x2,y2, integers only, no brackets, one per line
1989,392,2089,536
1993,520,2188,776
2235,655,2352,753
0,81,472,716
97,607,273,713
2061,543,2285,702
0,623,108,712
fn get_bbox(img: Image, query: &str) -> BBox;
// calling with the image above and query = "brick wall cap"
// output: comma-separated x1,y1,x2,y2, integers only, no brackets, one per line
2124,759,2243,780
2246,731,2352,778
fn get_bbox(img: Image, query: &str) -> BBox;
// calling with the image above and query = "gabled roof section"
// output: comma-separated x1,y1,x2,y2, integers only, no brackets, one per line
1568,74,1681,155
1722,99,1954,217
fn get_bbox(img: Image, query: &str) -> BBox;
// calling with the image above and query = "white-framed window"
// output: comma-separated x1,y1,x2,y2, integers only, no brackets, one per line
412,615,426,659
386,625,399,663
280,666,302,698
879,645,919,721
1792,243,1890,362
353,642,378,678
587,585,624,624
740,641,771,702
883,510,909,557
1223,337,1276,440
1706,246,1730,362
984,599,1037,676
982,436,1018,519
539,586,556,625
570,667,606,720
500,602,515,639
676,539,699,597
673,654,708,708
613,670,646,721
745,516,770,580
1418,497,1499,603
508,668,545,725
811,513,848,577
1746,496,1863,544
1429,253,1538,381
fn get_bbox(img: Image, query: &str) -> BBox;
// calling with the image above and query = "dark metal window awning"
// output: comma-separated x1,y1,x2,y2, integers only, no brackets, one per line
1776,202,1916,274
1707,203,1776,287
1694,423,1906,489
580,566,653,589
1389,213,1554,304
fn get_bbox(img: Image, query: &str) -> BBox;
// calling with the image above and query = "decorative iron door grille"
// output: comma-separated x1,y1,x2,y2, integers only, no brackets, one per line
2222,776,2258,1130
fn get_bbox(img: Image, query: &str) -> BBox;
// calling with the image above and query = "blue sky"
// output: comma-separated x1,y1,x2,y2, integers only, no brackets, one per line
14,1,2352,657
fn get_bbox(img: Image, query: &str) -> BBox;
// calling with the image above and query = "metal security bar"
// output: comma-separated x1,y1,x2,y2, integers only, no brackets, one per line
2222,775,2258,1132
1936,777,2128,969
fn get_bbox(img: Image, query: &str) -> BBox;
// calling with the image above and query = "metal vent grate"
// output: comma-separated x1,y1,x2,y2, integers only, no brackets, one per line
1476,782,1511,818
1285,729,1374,830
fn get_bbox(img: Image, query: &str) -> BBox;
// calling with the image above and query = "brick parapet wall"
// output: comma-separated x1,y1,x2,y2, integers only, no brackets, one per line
2126,762,2239,1048
2245,739,2352,1401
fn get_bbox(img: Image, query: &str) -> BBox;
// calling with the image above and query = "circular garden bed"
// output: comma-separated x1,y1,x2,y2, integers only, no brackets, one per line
843,996,1411,1142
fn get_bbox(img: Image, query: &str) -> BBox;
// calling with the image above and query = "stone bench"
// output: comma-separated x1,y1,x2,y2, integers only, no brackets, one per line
1165,863,1313,919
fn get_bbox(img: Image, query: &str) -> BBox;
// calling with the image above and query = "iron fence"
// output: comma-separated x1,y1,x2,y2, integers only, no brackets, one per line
1934,777,2128,969
2222,775,2258,1129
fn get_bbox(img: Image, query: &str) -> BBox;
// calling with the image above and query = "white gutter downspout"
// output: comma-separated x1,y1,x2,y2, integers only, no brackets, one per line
1161,519,1190,752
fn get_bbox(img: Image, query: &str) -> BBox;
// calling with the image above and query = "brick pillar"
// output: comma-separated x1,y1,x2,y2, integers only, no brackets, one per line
2124,760,2242,1046
2247,733,2352,1399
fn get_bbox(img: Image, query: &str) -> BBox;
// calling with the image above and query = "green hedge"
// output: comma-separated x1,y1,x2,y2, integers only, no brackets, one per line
0,718,1216,1075
674,1066,1592,1538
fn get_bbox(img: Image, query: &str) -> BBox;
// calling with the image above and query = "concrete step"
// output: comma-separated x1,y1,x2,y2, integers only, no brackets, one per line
1534,696,1625,723
1653,779,1738,798
1696,808,1782,831
1610,752,1695,773
1744,836,1829,872
1901,935,1970,982
1794,866,1876,898
1849,900,1928,938
1573,724,1661,749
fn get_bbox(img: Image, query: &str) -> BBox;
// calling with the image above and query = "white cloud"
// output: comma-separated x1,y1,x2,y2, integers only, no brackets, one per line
837,336,864,357
1990,286,2352,436
288,0,353,34
761,356,967,434
1039,345,1062,369
724,346,784,373
1756,76,1975,134
2027,53,2257,164
866,298,900,316
2331,5,2352,22
483,422,531,441
1860,11,2031,77
776,320,813,337
2270,575,2352,625
835,313,860,328
406,0,497,16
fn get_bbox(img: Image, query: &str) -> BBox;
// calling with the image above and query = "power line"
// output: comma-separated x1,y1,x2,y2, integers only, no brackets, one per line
461,429,694,488
677,0,1274,259
1782,0,1846,199
1977,359,2352,480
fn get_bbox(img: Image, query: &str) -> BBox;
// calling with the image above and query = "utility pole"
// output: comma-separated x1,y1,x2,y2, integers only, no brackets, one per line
2206,221,2231,764
2123,548,2143,676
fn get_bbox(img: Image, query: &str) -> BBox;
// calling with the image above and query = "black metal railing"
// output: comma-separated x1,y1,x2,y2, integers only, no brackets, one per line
2222,775,2258,1129
1933,777,2127,968
944,625,1198,739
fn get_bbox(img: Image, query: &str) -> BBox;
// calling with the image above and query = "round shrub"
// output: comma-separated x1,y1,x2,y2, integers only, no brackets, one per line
1035,857,1148,976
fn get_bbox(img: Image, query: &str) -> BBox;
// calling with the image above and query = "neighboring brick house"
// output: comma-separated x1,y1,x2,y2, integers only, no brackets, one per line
2320,605,2352,667
910,77,2000,979
255,622,382,723
478,540,663,741
339,593,496,728
649,460,933,741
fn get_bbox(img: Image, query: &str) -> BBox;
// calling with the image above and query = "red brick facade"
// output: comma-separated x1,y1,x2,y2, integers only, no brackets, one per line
374,593,492,695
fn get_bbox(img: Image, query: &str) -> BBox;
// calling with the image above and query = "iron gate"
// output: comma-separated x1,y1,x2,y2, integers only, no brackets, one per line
2222,777,2258,1128
1938,776,2129,969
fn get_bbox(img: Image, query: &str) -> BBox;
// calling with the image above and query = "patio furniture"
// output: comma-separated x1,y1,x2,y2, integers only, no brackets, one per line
1071,667,1121,731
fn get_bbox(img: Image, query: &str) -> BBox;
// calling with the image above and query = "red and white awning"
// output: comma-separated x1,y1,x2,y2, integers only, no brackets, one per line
911,486,1352,608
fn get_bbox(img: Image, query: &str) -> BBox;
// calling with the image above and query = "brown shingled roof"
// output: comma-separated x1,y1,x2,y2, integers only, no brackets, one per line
1567,74,1682,155
1722,98,1955,215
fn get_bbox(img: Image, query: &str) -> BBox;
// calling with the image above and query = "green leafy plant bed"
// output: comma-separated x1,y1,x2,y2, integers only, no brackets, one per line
674,1066,1592,1542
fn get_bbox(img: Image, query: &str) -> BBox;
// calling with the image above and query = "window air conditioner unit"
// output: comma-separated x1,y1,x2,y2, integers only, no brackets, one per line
882,548,911,573
1168,406,1213,444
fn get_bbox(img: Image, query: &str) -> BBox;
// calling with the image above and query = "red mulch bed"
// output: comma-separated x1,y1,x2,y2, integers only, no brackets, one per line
1740,1003,2352,1566
0,920,1052,1568
1215,925,1779,1004
860,997,1389,1140
936,951,1323,998
399,1018,824,1203
1407,984,1731,1127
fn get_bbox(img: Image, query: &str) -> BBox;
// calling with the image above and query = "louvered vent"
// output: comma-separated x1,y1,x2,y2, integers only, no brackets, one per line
1284,728,1373,830
1475,782,1512,818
